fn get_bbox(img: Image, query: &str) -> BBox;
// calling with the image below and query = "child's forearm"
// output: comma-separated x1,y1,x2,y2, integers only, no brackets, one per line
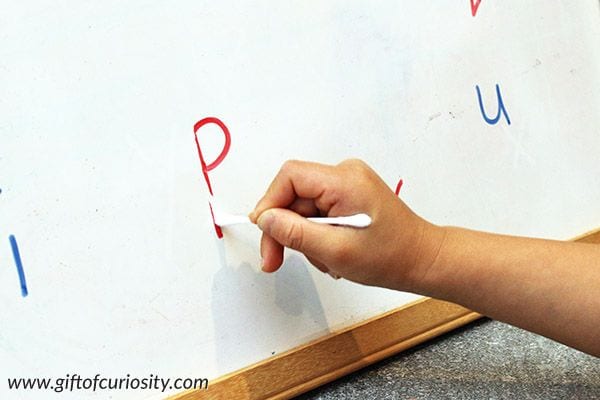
415,226,600,356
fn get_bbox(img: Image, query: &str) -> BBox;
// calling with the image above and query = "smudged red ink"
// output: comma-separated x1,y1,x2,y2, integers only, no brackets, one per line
194,117,232,239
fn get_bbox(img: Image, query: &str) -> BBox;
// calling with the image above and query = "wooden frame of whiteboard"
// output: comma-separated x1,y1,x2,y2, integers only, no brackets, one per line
171,228,600,400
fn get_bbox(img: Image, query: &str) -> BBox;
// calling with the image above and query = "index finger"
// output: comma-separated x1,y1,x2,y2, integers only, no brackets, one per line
250,160,337,222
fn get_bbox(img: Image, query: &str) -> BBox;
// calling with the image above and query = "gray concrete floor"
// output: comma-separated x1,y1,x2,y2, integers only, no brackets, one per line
298,318,600,399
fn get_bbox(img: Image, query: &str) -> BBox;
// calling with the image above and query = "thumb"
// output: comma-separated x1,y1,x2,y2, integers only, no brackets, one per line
256,208,334,256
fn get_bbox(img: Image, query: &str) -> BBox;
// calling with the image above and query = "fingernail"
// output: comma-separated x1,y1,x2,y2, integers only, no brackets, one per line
257,211,275,234
248,210,256,222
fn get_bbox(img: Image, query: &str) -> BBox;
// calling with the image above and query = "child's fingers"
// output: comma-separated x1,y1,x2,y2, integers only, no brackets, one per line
289,197,320,217
260,233,284,272
250,160,336,222
256,208,339,260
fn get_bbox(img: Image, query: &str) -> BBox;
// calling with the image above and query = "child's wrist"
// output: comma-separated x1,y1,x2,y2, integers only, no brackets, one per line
404,223,449,295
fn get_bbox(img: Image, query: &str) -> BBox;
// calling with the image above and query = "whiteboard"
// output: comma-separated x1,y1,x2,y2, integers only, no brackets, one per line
1,1,600,399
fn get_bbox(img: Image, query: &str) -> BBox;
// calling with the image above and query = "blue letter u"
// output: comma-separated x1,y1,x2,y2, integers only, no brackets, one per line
476,84,511,125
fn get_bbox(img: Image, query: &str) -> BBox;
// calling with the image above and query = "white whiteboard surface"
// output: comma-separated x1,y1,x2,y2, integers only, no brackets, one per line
1,1,600,399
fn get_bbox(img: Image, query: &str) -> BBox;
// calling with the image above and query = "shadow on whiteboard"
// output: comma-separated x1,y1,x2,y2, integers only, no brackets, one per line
211,244,328,374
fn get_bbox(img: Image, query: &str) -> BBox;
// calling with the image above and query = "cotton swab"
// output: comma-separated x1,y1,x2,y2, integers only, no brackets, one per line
209,198,371,228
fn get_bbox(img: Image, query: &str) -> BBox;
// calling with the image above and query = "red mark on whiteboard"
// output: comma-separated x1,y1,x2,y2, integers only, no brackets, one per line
193,117,232,239
470,0,482,16
395,179,403,196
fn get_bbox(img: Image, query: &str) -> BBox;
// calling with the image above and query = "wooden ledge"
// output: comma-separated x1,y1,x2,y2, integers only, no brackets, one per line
171,228,599,400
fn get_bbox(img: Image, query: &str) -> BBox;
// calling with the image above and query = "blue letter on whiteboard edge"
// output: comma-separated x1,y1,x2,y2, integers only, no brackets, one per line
9,235,28,297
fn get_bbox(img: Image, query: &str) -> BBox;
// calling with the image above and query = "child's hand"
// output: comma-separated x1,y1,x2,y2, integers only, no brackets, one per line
249,159,445,291
250,159,600,356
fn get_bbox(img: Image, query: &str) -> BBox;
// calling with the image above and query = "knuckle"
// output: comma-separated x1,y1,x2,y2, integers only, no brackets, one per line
338,158,363,168
281,159,300,174
339,159,370,179
282,222,304,251
338,158,353,166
